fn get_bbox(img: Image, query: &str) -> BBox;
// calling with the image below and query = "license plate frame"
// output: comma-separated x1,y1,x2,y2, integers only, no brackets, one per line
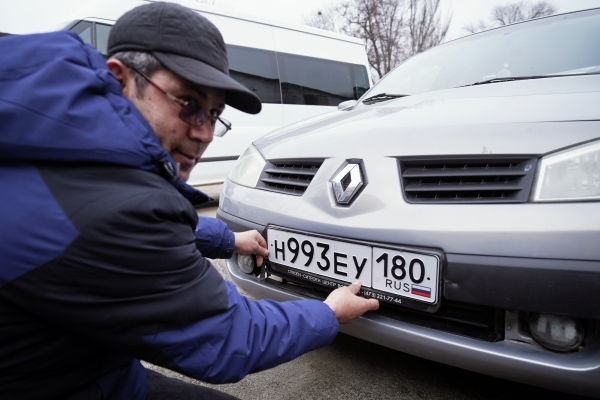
266,226,443,313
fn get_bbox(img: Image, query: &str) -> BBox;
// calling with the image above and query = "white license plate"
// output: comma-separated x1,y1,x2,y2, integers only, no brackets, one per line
267,228,439,304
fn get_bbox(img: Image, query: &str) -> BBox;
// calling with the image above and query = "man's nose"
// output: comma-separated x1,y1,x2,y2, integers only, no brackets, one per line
189,122,213,143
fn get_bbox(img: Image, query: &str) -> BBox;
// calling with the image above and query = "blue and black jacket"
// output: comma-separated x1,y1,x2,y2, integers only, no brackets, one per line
0,32,338,400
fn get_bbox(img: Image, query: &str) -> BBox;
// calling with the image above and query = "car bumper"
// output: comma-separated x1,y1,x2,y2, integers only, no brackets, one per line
218,207,600,397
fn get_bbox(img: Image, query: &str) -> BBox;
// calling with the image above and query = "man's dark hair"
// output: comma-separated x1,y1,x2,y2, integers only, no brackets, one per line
0,33,12,38
110,51,163,99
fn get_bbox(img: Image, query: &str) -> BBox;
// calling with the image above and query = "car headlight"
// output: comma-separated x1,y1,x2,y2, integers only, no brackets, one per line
532,140,600,202
227,145,266,188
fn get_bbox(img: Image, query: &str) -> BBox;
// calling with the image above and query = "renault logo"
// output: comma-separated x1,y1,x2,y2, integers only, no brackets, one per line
331,163,364,205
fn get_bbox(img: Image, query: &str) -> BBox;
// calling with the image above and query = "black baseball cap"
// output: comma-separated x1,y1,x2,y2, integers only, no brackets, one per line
108,1,261,114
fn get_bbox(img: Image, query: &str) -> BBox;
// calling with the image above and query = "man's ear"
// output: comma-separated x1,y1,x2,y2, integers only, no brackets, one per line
106,59,133,96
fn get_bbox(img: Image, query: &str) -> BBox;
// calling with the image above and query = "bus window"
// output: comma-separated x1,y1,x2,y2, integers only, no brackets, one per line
96,23,112,57
277,52,369,106
69,21,369,107
227,45,281,104
351,64,370,99
71,21,93,46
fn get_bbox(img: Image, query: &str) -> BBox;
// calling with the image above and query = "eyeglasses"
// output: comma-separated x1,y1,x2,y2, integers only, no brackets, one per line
128,66,232,137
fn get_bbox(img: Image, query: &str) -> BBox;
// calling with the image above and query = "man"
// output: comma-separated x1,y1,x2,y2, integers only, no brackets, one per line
103,7,268,266
0,2,378,400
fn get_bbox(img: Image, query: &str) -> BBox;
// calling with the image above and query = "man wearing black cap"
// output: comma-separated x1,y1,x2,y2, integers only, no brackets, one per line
0,2,378,399
107,0,262,179
107,2,270,264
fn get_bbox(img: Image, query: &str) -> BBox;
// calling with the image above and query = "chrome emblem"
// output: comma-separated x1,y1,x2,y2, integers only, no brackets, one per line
332,163,363,205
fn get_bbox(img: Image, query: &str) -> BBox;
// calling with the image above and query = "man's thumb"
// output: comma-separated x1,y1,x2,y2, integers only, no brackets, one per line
348,280,362,295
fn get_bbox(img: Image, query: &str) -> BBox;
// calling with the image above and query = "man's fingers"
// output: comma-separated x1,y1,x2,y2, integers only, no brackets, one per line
254,245,269,257
255,233,269,257
233,231,269,259
348,280,361,295
255,255,264,266
256,234,268,248
323,281,379,324
248,231,268,266
365,298,379,311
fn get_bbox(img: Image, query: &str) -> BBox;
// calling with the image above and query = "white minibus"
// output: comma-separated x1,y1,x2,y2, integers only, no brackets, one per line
57,0,372,186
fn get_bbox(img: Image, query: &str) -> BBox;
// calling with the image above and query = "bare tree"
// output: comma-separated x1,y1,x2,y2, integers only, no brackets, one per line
303,0,451,80
408,0,451,55
525,1,557,19
339,0,406,79
464,1,557,34
463,20,489,34
492,2,528,26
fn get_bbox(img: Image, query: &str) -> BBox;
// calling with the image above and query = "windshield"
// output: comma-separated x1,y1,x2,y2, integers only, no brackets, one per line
362,8,600,101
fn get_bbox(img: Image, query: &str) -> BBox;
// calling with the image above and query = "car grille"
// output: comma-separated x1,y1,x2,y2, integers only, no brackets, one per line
264,263,504,342
257,160,323,195
399,157,538,204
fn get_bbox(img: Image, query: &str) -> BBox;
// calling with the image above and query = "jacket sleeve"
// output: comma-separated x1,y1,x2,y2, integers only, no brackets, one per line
143,281,338,383
4,188,338,383
194,216,235,259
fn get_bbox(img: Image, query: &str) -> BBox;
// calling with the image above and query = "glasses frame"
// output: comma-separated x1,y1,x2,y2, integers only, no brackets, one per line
128,65,232,137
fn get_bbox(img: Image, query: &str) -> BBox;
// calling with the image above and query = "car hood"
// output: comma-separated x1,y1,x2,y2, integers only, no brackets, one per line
255,74,600,159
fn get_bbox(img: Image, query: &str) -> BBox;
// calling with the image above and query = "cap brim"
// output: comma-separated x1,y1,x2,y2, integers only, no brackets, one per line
154,52,262,114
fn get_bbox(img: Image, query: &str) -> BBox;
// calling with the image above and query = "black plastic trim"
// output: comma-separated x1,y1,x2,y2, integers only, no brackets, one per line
445,254,600,319
398,156,539,204
256,159,324,196
262,270,505,342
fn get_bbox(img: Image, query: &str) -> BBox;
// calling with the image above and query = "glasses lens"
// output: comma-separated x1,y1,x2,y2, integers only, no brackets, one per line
179,101,207,127
213,118,231,137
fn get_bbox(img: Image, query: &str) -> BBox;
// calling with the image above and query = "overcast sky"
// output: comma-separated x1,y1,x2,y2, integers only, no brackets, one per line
1,0,600,41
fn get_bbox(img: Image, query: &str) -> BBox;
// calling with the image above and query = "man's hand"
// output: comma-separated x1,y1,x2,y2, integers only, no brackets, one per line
324,280,379,324
233,230,269,266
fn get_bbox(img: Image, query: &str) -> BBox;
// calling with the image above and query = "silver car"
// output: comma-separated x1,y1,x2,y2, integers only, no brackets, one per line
217,8,600,397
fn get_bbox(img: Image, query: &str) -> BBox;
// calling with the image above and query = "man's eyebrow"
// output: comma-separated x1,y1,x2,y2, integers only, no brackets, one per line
185,84,225,109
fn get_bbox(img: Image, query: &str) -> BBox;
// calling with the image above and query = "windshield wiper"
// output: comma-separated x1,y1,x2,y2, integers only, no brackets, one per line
362,93,410,105
461,71,600,88
468,76,554,86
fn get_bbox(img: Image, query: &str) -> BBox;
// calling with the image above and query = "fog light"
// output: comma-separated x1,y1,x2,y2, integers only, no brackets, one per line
237,254,256,275
529,314,584,352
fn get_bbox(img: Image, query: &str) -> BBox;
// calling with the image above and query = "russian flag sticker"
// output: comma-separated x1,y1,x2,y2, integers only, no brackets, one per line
411,284,432,298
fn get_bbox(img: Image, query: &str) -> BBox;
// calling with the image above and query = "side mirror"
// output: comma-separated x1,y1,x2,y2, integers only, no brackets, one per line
337,100,357,110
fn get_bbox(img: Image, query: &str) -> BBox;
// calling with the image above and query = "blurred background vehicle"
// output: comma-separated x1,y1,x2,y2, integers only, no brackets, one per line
60,0,371,186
